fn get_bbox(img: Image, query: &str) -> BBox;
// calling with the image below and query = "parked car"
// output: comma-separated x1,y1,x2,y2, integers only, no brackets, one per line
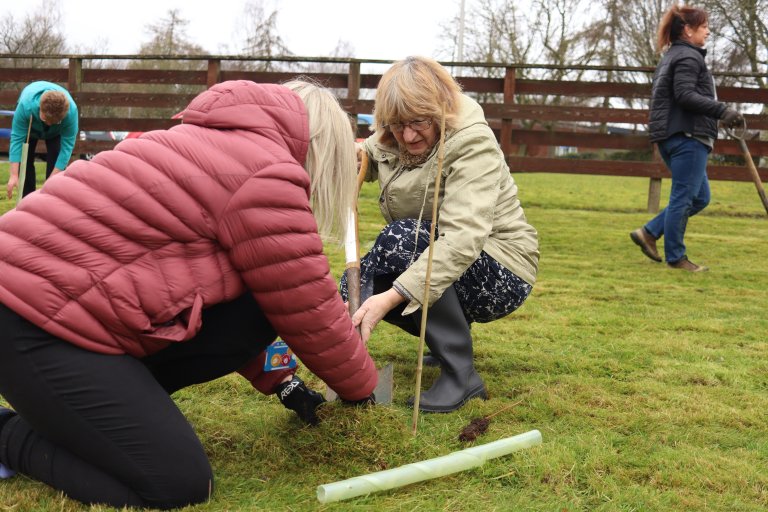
78,130,127,160
0,110,12,140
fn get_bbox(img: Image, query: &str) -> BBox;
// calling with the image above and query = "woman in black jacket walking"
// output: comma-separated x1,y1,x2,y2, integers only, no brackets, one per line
630,4,743,272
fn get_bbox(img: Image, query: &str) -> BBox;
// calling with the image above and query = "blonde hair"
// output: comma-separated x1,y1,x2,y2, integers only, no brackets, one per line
373,56,463,146
40,90,69,124
657,4,709,52
282,79,356,244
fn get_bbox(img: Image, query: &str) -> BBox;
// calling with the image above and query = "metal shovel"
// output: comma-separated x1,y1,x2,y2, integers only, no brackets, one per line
325,152,394,404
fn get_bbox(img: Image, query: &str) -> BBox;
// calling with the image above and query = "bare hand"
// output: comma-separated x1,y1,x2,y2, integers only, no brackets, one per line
6,175,17,200
351,288,405,343
6,163,20,200
355,143,363,167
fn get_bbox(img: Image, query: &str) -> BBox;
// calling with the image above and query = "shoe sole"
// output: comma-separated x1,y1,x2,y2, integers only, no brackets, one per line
630,231,662,262
412,384,489,413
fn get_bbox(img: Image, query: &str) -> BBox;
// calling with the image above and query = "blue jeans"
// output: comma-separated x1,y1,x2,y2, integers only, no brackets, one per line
645,134,711,263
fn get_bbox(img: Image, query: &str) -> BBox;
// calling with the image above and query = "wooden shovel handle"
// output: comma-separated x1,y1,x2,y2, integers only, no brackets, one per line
737,138,768,216
347,150,369,320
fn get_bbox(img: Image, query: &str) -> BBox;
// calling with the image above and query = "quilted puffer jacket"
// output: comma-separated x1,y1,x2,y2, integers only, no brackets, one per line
648,41,726,143
0,80,377,400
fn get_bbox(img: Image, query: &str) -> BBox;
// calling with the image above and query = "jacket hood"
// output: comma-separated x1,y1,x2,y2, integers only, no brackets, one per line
181,80,309,165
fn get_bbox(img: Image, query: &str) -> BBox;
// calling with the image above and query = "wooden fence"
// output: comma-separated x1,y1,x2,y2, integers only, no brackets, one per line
1,54,766,212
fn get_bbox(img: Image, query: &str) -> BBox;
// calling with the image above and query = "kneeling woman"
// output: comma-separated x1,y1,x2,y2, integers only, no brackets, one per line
343,56,539,412
0,80,377,509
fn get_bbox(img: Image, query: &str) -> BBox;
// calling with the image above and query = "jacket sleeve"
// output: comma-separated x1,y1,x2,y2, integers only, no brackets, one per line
55,107,79,170
395,125,501,314
218,163,377,401
673,57,726,119
237,354,296,395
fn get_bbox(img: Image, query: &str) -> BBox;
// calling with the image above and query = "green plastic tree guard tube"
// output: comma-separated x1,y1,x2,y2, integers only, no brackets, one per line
317,429,542,504
17,142,28,206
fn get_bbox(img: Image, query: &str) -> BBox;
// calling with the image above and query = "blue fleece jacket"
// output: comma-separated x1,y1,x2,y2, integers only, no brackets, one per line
9,81,78,170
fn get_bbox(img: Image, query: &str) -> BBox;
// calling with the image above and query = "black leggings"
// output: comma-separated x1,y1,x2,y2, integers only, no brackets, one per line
23,135,60,198
0,293,276,509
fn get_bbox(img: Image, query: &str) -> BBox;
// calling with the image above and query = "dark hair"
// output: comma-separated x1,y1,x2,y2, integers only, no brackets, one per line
657,4,708,52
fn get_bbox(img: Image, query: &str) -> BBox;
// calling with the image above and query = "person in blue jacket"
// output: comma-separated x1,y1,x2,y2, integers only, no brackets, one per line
5,81,78,200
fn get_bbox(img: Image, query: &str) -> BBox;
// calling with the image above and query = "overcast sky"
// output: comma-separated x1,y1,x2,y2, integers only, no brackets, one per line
6,0,465,61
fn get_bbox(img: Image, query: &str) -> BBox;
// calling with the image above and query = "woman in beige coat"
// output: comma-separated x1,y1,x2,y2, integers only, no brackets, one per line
342,56,539,412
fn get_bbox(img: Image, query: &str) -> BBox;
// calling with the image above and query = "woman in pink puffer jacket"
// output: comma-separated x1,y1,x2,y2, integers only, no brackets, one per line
0,79,377,509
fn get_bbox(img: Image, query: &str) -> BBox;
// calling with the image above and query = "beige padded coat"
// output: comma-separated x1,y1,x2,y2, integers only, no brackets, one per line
361,94,539,315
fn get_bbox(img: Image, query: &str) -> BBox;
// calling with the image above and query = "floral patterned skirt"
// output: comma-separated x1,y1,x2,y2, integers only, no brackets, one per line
340,219,532,323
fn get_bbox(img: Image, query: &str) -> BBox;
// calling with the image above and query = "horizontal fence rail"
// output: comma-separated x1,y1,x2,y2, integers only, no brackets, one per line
1,54,766,212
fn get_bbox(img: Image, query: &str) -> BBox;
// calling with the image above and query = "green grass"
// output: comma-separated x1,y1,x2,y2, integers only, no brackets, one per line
1,164,767,511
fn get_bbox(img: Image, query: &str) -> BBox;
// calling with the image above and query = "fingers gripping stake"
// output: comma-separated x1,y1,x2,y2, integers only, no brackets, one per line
326,151,394,404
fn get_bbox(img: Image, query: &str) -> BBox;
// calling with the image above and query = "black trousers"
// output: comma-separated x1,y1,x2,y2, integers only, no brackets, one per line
22,135,60,198
0,293,276,509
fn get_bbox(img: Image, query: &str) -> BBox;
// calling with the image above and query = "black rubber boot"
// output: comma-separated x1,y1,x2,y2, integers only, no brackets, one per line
409,286,487,412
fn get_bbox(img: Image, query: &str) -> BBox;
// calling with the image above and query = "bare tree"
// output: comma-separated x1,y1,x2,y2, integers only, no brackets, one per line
0,0,67,74
235,0,292,72
584,0,664,72
700,0,767,89
124,9,208,119
138,9,207,57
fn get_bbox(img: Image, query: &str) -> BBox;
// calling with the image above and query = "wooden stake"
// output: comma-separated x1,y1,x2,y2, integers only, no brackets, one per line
345,152,369,320
412,108,447,435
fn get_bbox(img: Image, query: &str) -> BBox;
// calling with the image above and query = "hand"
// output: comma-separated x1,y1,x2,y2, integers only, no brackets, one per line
351,288,405,343
6,163,19,200
720,107,744,128
6,174,17,200
276,376,326,426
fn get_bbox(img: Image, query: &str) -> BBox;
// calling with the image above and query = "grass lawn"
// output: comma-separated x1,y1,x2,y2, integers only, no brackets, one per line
0,163,766,511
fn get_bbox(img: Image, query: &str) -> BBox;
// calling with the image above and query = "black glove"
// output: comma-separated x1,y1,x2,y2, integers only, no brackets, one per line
720,107,744,128
276,376,326,426
341,393,376,406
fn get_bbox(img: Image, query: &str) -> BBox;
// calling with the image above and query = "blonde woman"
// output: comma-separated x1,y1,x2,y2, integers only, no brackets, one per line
0,79,376,509
343,57,539,413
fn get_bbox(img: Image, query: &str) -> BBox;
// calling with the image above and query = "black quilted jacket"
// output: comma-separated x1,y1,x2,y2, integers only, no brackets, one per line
648,41,727,143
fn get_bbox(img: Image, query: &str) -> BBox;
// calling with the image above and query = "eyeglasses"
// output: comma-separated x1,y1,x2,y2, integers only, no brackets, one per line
382,118,433,133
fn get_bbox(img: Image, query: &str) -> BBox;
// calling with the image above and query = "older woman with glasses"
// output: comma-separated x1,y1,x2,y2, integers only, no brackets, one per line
341,56,539,412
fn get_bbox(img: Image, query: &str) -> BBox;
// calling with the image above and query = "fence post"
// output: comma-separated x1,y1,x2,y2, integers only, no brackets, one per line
347,60,361,102
501,67,516,159
207,59,221,88
68,58,82,93
648,144,663,213
347,60,362,137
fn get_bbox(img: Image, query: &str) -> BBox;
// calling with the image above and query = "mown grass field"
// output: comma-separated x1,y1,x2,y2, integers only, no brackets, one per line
1,162,766,511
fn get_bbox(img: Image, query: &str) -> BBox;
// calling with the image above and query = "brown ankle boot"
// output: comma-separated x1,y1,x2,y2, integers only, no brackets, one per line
630,228,661,262
668,257,708,272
